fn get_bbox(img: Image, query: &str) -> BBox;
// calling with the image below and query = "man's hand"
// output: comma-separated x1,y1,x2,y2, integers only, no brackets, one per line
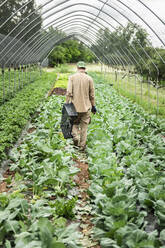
91,106,97,114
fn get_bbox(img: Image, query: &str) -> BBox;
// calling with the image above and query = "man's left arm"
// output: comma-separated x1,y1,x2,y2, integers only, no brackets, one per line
66,76,73,103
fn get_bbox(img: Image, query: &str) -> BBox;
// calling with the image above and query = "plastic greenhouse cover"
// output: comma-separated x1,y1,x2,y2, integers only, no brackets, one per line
0,0,164,67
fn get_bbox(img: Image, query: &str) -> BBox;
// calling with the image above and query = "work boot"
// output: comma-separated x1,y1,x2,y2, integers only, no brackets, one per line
73,139,79,147
79,145,86,152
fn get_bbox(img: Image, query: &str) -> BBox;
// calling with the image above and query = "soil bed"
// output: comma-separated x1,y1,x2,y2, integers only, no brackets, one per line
50,87,67,96
73,159,100,248
0,169,15,193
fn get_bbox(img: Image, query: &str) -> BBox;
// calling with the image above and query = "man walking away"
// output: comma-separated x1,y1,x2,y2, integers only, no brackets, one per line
66,61,96,151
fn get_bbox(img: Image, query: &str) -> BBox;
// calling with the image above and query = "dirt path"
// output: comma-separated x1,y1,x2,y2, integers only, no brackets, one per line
49,85,100,246
0,169,15,193
72,156,100,248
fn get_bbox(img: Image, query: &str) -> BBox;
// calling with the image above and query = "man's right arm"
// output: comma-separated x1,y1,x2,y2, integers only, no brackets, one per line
89,78,95,107
89,78,97,114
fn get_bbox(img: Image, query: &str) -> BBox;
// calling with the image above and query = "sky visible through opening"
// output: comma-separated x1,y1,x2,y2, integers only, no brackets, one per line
35,0,165,48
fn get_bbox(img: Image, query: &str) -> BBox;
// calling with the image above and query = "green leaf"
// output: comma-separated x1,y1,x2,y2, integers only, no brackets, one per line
7,198,28,212
38,218,54,247
23,241,42,248
100,238,120,248
8,209,20,220
0,226,6,243
4,175,12,185
93,227,106,239
0,193,9,208
125,229,156,248
15,232,32,248
50,240,66,248
5,220,20,233
136,211,147,227
5,240,12,248
15,172,23,182
55,223,82,244
0,210,10,224
37,143,54,154
69,166,80,175
160,229,165,242
157,211,165,225
53,217,67,228
58,168,69,182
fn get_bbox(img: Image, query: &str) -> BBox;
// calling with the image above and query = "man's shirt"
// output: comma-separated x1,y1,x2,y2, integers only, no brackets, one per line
66,72,95,113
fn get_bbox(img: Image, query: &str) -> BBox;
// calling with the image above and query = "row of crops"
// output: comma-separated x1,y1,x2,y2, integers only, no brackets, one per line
0,94,81,247
0,66,40,104
0,71,165,247
88,73,165,247
0,71,56,162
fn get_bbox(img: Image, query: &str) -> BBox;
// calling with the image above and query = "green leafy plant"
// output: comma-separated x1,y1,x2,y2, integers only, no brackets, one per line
0,71,57,163
87,73,165,247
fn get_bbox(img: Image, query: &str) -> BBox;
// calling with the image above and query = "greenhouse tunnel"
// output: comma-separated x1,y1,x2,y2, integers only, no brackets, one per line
0,0,165,109
0,0,165,101
0,1,165,247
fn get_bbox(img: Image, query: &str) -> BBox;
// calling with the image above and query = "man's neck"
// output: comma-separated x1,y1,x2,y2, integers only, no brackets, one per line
78,68,86,73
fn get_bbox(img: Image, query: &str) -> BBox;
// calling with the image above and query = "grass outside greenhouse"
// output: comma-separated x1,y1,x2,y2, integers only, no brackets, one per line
106,71,165,118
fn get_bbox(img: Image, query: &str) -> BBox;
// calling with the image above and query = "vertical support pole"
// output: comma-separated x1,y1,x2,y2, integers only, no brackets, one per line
128,71,131,96
148,81,151,106
8,67,11,96
124,70,126,93
148,77,150,108
33,64,36,81
112,66,114,83
14,66,16,94
156,87,159,117
26,64,29,84
124,70,126,92
39,62,42,76
32,64,34,81
104,64,106,82
118,69,120,91
123,69,125,92
120,69,122,91
115,69,118,90
140,76,143,103
107,65,109,83
134,73,137,101
25,65,27,84
126,68,130,93
21,65,24,88
127,71,130,96
37,62,40,76
114,67,116,84
101,63,103,75
29,64,31,82
2,67,5,103
120,69,122,92
18,65,21,90
115,69,118,91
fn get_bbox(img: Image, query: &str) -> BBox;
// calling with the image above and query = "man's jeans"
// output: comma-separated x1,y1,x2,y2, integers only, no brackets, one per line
72,110,91,148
